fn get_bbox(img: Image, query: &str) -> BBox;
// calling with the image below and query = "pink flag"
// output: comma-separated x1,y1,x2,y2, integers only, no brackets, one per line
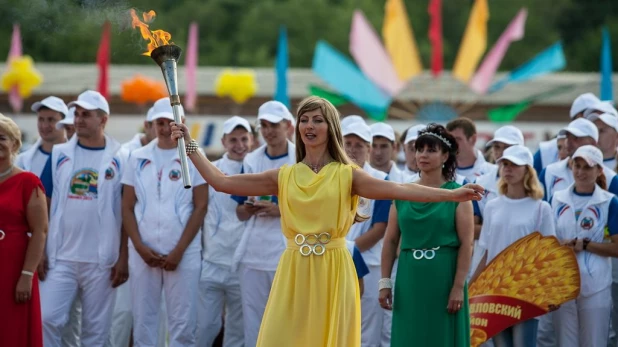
184,22,198,112
7,24,23,113
469,9,527,95
349,10,404,97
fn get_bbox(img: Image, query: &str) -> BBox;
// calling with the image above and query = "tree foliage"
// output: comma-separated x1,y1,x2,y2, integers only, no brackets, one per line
0,0,616,71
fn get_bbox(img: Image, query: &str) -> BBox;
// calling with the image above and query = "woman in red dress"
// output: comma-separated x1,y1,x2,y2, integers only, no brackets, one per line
0,114,48,347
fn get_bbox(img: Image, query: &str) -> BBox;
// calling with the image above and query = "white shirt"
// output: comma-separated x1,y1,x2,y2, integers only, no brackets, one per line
456,149,496,182
122,133,144,153
479,196,555,263
29,147,51,177
232,142,296,271
57,144,106,263
387,161,405,183
202,154,245,267
474,166,500,217
605,156,617,172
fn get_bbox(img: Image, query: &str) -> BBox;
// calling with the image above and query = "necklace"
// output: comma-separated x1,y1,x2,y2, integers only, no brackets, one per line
0,165,13,179
302,159,332,173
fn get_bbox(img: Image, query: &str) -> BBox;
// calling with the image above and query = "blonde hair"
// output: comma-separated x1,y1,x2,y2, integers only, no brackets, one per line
0,113,22,163
498,165,544,200
295,96,368,222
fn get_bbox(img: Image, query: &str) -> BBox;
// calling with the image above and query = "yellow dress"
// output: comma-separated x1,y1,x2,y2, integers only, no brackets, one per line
256,162,361,347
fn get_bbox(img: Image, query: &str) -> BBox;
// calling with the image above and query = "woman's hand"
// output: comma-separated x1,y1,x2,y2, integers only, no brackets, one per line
452,184,484,202
565,238,583,253
15,274,33,304
136,244,164,268
447,285,465,314
379,288,393,310
170,122,191,143
161,248,184,271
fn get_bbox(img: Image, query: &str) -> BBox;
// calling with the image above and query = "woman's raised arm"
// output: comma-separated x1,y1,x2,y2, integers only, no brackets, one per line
172,122,279,197
351,168,483,203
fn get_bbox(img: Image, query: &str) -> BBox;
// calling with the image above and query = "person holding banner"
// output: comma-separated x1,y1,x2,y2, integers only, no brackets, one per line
471,145,556,347
379,124,475,347
551,145,618,347
170,97,484,347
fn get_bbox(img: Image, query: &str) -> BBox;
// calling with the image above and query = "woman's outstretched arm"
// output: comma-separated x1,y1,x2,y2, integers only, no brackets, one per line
172,122,279,197
351,169,483,203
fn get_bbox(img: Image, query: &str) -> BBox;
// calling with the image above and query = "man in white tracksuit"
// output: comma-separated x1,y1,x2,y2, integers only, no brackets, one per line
533,92,599,175
122,98,208,347
343,121,391,347
39,90,129,347
231,100,295,347
109,101,168,347
446,117,496,182
197,116,254,347
369,122,404,184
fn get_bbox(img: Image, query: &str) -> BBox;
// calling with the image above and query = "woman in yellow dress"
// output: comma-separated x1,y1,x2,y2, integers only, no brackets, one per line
170,96,484,346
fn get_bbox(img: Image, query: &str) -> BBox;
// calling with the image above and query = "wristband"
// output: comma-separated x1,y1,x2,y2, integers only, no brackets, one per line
21,270,34,277
378,278,393,290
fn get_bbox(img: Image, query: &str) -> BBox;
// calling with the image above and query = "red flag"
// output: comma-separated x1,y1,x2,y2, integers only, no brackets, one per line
428,0,443,77
97,21,111,99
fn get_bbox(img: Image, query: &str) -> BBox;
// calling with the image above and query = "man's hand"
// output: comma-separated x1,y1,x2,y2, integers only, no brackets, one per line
37,253,49,281
161,248,184,272
253,200,280,217
136,243,164,268
110,252,129,288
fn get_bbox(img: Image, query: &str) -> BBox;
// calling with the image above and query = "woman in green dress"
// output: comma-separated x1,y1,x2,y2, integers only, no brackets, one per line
379,123,474,346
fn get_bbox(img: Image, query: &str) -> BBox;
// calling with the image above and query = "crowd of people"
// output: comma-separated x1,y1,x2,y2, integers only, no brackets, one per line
0,89,617,347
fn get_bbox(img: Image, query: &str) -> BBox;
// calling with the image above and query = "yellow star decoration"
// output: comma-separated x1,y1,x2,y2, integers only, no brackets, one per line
214,69,258,104
1,55,44,98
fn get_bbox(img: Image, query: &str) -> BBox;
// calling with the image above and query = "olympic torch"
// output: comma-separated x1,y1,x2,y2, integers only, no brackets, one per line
150,45,192,189
129,9,191,188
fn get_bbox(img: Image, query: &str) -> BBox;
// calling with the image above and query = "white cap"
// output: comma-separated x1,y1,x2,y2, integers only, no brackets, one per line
148,97,185,121
257,100,293,124
55,107,75,129
570,93,600,118
370,122,395,142
404,124,426,144
558,118,599,142
343,121,372,143
68,90,110,115
486,125,525,147
583,100,618,119
31,96,70,118
340,115,365,129
497,145,533,167
146,106,156,122
572,145,604,167
223,116,252,134
589,112,618,132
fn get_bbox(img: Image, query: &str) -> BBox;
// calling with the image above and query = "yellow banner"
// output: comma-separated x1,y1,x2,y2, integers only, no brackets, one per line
452,0,489,82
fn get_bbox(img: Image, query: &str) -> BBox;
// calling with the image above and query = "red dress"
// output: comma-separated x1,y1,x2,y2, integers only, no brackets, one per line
0,171,44,347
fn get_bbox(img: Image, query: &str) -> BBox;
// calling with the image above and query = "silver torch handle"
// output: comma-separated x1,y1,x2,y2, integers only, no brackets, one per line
170,96,192,189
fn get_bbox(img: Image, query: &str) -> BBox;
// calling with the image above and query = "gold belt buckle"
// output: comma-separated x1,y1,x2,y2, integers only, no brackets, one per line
295,232,331,256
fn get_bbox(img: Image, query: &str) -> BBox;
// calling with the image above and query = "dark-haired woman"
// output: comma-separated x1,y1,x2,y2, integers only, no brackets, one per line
379,124,474,347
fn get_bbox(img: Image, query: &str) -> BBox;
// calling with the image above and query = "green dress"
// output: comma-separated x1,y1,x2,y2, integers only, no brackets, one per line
392,181,471,347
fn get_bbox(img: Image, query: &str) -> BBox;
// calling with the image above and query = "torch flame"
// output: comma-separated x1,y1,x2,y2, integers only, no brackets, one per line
129,9,172,56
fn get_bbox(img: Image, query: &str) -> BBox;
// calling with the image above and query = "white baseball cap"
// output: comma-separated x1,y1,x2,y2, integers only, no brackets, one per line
223,116,252,134
149,97,184,121
68,90,110,115
145,106,156,122
588,112,618,132
486,125,525,147
343,121,372,143
558,118,599,142
257,100,293,124
31,96,70,118
583,101,618,119
570,93,600,118
340,115,365,129
497,145,533,167
370,122,395,142
55,107,75,129
572,145,604,167
404,124,426,144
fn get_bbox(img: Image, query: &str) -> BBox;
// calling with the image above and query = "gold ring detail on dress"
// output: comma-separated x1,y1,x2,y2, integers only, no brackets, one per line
295,232,331,256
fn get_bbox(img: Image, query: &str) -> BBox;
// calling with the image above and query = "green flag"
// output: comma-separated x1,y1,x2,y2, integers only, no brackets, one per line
308,85,347,106
487,101,531,123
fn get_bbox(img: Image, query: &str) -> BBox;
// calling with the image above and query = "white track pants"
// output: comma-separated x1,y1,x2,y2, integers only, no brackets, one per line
60,296,81,347
362,265,383,347
197,261,244,347
130,249,200,347
238,266,275,347
536,312,556,347
40,261,116,347
553,287,611,347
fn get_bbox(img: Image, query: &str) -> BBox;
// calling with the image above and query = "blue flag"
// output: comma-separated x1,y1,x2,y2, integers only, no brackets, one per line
274,26,290,108
601,27,613,101
312,40,391,112
490,41,566,93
